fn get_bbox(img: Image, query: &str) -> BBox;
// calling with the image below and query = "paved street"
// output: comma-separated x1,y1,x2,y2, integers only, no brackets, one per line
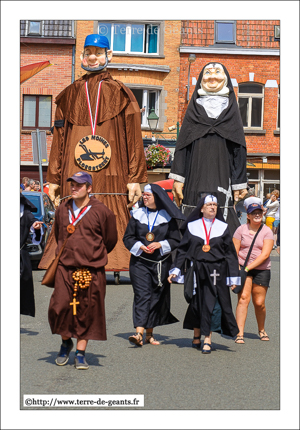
20,252,281,413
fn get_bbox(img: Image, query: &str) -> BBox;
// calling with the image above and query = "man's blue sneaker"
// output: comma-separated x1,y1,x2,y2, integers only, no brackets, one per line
74,354,89,370
55,340,74,366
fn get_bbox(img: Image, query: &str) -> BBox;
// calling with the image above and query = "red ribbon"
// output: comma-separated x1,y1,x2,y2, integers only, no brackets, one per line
85,80,102,135
70,206,89,226
202,218,215,245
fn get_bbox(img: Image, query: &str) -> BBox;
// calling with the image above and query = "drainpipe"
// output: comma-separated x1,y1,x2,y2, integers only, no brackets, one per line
71,20,75,83
72,45,75,83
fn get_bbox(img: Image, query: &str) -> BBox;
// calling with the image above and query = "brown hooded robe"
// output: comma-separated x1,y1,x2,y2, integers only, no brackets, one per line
40,71,147,271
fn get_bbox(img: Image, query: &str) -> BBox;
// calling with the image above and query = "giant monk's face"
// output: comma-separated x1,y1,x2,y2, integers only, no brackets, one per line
201,64,227,93
81,46,113,73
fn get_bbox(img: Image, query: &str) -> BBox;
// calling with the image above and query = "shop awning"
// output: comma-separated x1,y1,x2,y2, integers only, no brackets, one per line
20,61,52,84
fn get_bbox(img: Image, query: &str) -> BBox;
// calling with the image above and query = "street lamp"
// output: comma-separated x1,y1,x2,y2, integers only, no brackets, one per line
187,54,196,102
147,108,159,141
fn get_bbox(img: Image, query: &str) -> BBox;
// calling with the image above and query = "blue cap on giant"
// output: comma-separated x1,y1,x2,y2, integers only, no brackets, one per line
84,34,110,49
67,172,92,185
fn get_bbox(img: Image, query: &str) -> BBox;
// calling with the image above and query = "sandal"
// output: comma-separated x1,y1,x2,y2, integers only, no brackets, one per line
235,336,245,344
259,330,270,341
145,332,160,345
128,332,143,347
192,336,201,349
202,343,212,354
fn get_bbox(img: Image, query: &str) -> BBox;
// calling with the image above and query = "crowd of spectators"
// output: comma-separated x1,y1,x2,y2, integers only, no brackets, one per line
20,177,49,194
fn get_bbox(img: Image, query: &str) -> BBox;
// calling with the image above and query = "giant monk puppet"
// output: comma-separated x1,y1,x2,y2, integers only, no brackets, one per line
39,35,147,272
169,62,247,236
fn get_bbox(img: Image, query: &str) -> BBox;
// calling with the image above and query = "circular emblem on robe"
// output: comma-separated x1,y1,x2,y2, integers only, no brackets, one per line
75,135,111,172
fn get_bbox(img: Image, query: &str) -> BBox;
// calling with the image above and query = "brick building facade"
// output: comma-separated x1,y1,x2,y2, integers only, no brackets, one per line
20,20,75,181
179,20,280,199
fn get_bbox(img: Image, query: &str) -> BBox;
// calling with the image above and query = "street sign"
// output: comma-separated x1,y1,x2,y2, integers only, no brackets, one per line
31,130,48,164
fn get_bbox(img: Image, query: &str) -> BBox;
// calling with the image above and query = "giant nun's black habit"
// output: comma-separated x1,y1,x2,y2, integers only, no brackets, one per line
169,62,247,236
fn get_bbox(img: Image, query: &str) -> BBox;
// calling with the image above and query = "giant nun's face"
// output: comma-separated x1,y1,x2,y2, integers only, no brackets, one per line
201,64,227,93
81,46,112,72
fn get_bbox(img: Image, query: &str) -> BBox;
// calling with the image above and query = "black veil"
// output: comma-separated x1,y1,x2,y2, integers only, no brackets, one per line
180,192,224,232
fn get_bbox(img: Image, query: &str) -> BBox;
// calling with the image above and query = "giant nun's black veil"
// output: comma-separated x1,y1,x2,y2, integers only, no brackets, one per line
174,62,246,153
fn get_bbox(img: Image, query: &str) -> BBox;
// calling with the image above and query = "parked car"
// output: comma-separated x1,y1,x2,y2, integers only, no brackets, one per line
22,191,55,267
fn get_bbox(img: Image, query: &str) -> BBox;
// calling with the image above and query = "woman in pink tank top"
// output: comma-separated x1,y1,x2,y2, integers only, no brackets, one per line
232,203,274,344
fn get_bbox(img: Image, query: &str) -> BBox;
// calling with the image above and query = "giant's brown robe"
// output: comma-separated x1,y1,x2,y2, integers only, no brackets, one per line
48,196,117,340
41,71,147,271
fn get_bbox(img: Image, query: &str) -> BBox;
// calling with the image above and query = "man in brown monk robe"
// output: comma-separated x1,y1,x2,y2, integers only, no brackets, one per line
41,34,147,272
48,172,117,369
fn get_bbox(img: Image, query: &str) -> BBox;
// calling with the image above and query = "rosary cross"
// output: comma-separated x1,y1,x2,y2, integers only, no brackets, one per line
70,297,80,315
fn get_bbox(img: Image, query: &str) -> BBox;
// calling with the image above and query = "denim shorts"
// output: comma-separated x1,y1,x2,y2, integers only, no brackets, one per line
247,269,271,288
273,220,280,228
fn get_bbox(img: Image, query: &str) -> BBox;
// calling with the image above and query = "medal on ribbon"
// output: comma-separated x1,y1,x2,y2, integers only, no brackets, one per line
75,80,111,172
146,208,159,242
202,218,215,252
67,224,76,234
145,232,155,241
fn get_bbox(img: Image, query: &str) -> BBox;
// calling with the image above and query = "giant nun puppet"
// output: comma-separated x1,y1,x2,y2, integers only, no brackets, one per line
169,62,247,235
40,35,147,272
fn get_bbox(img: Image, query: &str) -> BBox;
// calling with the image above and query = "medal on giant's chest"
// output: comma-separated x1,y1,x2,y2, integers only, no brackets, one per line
75,80,111,172
202,244,211,252
75,135,111,172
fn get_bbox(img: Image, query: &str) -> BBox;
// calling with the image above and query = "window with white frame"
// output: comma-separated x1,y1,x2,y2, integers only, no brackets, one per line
129,87,160,127
215,21,236,44
98,22,160,54
277,85,280,129
22,95,52,130
238,83,264,129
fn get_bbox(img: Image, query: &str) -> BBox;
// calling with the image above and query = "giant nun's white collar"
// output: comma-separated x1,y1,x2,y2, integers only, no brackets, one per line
132,207,171,226
188,218,227,241
196,96,229,119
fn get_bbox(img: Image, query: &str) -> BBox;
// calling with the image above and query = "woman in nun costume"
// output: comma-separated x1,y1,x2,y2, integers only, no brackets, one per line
168,194,240,353
123,184,185,347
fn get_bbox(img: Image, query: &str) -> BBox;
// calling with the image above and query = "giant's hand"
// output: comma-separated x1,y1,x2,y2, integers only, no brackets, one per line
49,183,61,208
172,181,184,207
233,188,248,203
127,183,142,208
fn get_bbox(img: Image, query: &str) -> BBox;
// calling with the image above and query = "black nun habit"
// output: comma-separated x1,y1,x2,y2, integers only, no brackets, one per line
170,194,240,338
123,184,185,329
169,62,247,236
20,194,42,317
